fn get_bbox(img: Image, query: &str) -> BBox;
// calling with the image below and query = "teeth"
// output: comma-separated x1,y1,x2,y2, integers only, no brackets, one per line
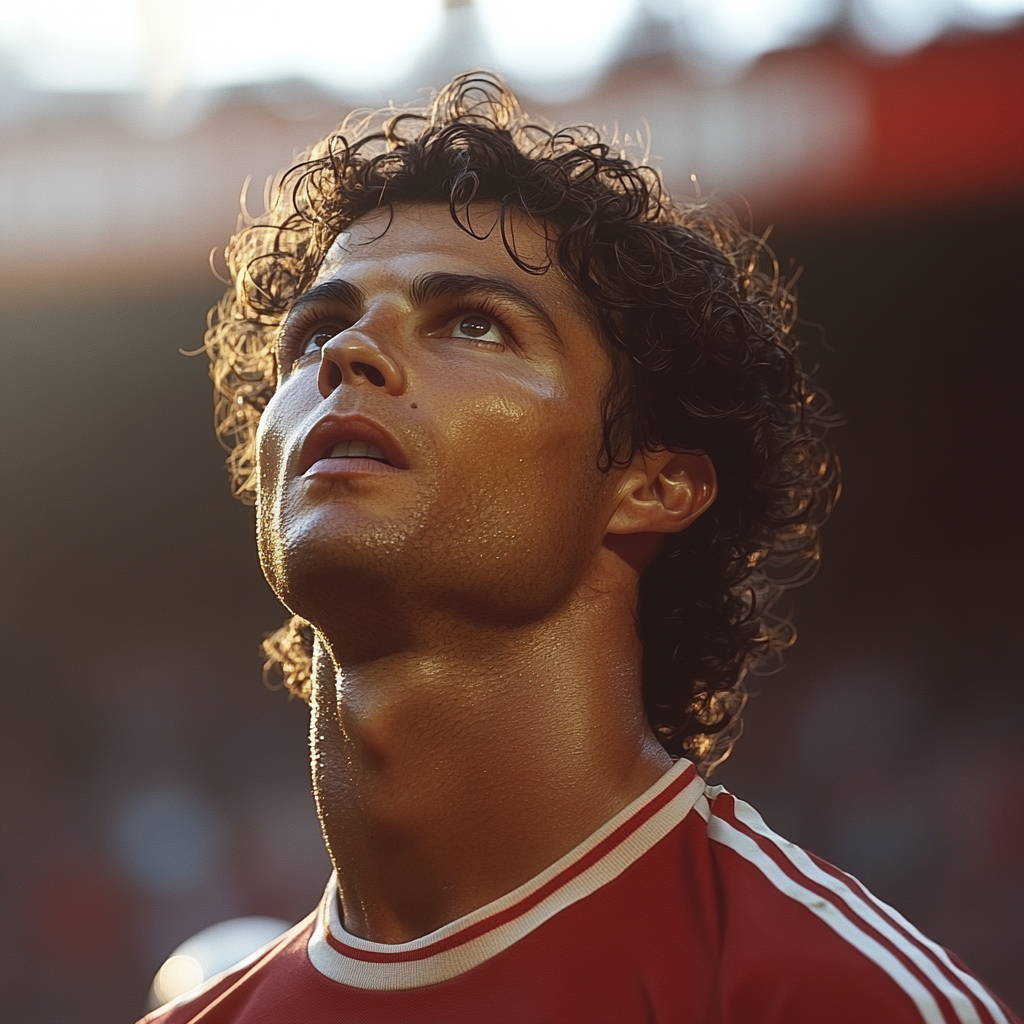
329,440,388,460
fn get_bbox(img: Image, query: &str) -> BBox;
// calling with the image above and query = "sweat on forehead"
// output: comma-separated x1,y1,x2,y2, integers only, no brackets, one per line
313,204,556,289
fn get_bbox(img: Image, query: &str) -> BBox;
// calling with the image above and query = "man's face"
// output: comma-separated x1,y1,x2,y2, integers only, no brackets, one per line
256,204,622,635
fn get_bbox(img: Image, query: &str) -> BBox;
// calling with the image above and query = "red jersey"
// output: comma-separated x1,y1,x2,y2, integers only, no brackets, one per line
141,759,1018,1024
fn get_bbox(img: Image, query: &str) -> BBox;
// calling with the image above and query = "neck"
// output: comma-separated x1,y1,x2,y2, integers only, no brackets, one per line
308,545,672,944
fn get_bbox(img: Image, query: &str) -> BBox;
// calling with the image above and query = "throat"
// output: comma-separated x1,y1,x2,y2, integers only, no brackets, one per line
308,642,670,945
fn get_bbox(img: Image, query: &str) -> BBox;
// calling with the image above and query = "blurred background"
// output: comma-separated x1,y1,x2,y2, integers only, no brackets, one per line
1,0,1022,1020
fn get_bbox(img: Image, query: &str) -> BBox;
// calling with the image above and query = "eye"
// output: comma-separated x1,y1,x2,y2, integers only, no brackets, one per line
300,327,340,358
451,314,503,346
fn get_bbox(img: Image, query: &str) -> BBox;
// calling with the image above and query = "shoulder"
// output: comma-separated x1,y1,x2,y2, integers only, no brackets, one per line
695,787,1018,1024
137,913,319,1024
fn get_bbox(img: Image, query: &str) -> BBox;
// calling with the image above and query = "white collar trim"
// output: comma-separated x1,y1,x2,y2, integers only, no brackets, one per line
307,758,704,990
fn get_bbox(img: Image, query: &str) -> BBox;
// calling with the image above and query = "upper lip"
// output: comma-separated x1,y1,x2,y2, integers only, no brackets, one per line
297,414,408,474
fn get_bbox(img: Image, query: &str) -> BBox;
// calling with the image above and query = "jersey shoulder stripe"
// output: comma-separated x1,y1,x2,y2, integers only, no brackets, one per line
702,789,1007,1024
803,845,1012,1024
697,794,946,1024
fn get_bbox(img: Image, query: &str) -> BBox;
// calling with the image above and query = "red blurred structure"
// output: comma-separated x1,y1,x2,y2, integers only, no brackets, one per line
815,28,1024,215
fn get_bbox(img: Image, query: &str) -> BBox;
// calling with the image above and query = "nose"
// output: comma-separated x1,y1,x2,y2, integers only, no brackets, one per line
317,328,405,399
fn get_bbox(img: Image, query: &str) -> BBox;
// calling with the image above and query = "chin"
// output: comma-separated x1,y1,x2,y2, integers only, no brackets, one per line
269,518,414,609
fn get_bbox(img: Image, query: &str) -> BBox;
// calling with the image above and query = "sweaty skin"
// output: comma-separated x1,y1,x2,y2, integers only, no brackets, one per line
256,204,717,945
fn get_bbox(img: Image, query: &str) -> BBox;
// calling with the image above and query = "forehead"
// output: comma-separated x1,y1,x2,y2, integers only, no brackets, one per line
314,203,575,311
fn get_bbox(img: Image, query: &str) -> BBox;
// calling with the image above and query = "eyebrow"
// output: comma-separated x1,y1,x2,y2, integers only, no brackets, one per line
284,271,563,347
410,272,562,344
285,278,366,324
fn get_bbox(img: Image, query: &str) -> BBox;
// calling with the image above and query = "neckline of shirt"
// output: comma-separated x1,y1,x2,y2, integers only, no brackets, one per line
306,756,705,990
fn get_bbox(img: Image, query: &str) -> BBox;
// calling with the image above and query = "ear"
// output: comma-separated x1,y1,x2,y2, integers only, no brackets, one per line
606,448,717,538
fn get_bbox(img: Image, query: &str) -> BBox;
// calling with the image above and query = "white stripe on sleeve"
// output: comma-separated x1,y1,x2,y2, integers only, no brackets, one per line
706,814,947,1024
730,797,1007,1024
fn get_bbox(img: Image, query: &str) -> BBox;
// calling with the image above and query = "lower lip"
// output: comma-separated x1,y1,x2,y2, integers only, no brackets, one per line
303,457,403,478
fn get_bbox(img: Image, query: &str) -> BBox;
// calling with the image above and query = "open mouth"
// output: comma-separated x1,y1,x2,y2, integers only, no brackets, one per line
298,414,407,476
327,440,393,466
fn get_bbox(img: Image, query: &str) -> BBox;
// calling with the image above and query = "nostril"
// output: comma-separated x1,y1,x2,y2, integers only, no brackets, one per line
353,362,386,387
320,360,343,396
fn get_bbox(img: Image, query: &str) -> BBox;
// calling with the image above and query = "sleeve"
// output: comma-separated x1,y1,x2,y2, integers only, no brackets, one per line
707,791,1020,1024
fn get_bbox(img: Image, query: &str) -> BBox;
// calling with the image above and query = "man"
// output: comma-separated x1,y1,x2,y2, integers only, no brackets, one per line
143,74,1017,1023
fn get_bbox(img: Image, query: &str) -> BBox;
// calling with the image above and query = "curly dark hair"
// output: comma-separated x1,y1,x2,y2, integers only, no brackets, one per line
204,72,836,774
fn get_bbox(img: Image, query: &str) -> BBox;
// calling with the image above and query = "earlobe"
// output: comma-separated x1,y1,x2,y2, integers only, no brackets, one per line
606,449,717,537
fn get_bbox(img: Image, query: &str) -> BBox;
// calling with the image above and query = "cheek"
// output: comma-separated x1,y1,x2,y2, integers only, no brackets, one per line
437,352,595,451
256,402,284,492
254,382,308,578
255,376,313,492
435,377,604,520
422,381,608,616
441,394,533,460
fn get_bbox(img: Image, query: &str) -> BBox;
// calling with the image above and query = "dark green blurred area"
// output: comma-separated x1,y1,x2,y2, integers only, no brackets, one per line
1,201,1021,1021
